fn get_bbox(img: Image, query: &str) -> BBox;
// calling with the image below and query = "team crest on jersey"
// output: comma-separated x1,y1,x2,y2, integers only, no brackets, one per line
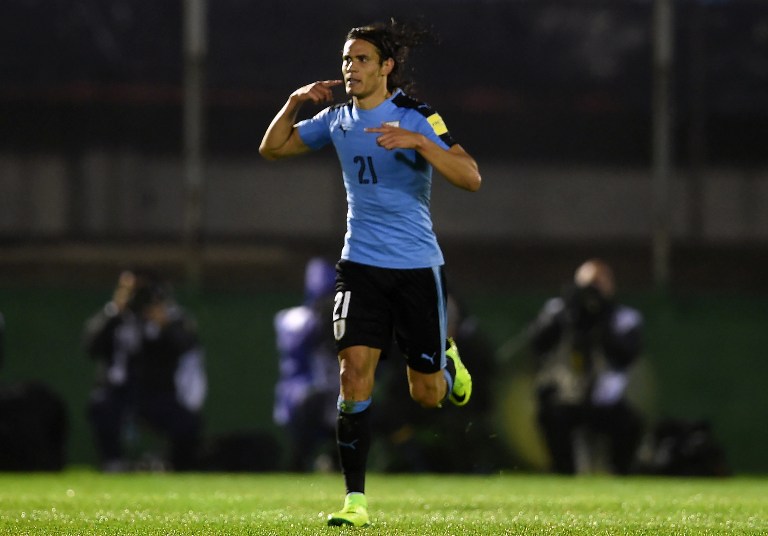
333,319,346,341
338,121,352,137
427,113,448,136
383,120,400,128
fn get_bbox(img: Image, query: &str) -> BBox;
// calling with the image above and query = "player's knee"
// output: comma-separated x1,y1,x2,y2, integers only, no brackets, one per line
409,380,442,409
339,367,373,400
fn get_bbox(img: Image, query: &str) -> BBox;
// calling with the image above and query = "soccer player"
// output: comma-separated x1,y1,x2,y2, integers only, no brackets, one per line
259,18,481,527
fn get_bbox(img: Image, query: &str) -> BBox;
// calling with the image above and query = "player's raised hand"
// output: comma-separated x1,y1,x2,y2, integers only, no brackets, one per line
365,123,424,150
291,80,343,105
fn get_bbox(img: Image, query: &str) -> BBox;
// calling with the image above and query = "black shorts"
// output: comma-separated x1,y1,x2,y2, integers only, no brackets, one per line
333,260,448,374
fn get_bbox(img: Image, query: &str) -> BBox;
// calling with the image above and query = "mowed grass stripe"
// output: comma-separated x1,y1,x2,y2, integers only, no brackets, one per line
0,471,765,535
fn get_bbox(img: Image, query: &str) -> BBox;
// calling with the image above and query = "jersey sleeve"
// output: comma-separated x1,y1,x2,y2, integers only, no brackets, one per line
296,107,333,150
420,109,456,150
391,92,457,150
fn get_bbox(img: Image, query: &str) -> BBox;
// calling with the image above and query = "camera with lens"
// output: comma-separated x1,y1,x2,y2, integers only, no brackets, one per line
126,273,170,315
564,283,611,332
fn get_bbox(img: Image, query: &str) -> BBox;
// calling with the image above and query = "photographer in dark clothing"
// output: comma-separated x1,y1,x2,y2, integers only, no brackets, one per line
84,270,206,471
529,259,644,474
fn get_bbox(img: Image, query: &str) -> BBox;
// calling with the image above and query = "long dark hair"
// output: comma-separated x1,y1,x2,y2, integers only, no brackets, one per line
346,18,436,93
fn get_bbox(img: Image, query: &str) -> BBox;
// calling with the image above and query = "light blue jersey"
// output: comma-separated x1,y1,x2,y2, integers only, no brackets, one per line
296,90,457,269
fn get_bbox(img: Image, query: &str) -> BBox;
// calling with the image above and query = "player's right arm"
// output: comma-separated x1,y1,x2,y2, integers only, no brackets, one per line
259,80,342,160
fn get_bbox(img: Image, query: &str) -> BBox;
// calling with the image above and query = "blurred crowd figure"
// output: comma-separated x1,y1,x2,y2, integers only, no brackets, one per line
528,258,644,474
273,257,339,471
83,270,207,472
0,311,69,471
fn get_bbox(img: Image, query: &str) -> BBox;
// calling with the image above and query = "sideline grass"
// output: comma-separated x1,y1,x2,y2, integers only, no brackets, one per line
0,470,766,535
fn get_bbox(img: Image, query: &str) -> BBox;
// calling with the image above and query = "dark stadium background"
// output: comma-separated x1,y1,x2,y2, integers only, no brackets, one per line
1,0,767,472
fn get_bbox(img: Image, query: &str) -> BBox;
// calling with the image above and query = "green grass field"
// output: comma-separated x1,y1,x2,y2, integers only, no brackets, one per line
0,471,766,535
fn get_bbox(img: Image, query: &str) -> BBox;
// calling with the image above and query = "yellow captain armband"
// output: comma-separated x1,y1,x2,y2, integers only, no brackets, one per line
427,113,448,136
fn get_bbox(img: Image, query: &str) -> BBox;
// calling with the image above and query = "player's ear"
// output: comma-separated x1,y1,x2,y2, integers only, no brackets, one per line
380,58,394,76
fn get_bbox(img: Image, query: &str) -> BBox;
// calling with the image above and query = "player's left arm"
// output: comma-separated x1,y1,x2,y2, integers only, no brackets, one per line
365,124,481,192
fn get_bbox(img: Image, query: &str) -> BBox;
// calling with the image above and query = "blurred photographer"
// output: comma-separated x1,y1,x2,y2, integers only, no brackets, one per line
273,257,339,472
84,270,206,471
528,259,644,474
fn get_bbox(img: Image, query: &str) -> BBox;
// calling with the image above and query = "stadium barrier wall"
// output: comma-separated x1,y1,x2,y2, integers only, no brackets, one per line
1,153,768,243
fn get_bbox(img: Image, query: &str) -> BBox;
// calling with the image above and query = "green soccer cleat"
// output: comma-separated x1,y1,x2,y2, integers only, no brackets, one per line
327,492,370,527
446,337,472,406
